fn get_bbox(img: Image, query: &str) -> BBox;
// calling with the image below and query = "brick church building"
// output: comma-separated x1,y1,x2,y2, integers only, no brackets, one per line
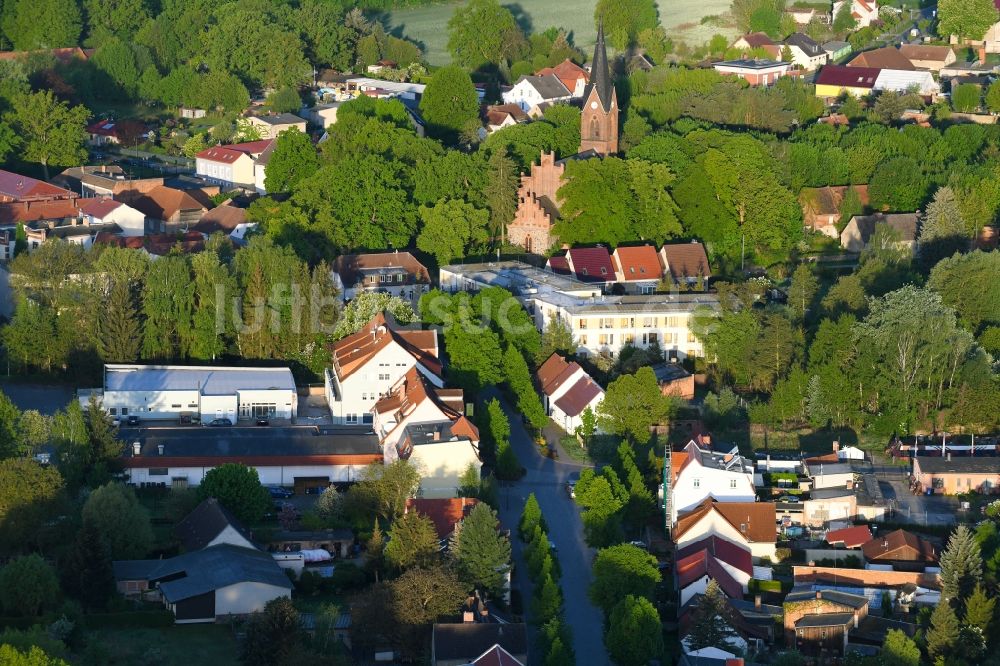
506,21,618,253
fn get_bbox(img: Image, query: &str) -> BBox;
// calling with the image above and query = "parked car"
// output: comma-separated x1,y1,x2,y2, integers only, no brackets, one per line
778,495,801,503
565,471,580,499
267,486,294,499
126,415,140,426
207,418,233,427
256,417,270,426
628,540,648,550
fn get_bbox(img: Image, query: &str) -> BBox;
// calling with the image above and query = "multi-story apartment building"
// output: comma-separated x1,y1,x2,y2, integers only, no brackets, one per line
439,261,718,361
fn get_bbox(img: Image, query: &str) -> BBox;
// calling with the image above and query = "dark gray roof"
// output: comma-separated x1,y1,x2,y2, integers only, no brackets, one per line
651,362,692,383
728,597,783,623
916,455,1000,474
850,213,920,244
252,113,305,125
113,544,292,602
808,462,854,476
824,41,851,52
518,74,571,100
175,498,254,552
585,19,614,112
796,612,855,628
432,623,528,662
125,425,381,459
786,32,825,57
270,528,354,542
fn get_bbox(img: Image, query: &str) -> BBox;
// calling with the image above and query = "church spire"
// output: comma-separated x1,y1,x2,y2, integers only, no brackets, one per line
589,18,613,113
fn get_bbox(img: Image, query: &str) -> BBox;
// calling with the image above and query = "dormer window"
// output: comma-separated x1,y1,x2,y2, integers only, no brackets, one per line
693,478,701,488
600,267,607,275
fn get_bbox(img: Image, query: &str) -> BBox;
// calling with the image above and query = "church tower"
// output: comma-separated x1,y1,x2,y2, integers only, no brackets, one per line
579,20,618,156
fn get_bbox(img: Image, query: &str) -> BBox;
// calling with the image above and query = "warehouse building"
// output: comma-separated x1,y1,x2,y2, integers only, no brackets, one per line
82,364,297,423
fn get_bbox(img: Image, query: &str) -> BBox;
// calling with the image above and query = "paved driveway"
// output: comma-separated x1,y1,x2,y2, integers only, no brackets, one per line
490,391,609,666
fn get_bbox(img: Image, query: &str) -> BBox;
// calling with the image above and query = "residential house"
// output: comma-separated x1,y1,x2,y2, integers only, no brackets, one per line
825,525,872,549
674,499,778,561
659,242,712,287
439,261,718,361
783,588,869,657
671,440,755,524
195,139,273,189
0,169,76,205
86,119,149,146
833,0,879,27
800,185,869,238
651,362,695,400
823,41,852,61
805,460,855,490
629,53,656,72
308,102,345,129
535,353,604,433
120,185,210,232
114,499,292,623
54,166,162,199
676,535,753,605
848,46,914,70
874,68,940,95
342,77,427,102
431,623,528,666
547,246,617,285
898,44,956,71
331,251,430,305
861,529,937,566
244,113,307,140
366,59,397,74
612,245,664,294
535,59,590,98
17,197,145,251
732,32,778,53
814,65,880,98
713,59,792,86
506,152,565,253
325,312,442,425
784,33,829,70
372,368,481,497
912,454,1000,494
841,212,919,254
175,498,256,552
191,202,255,242
405,497,479,543
484,104,529,134
501,74,574,113
253,140,275,194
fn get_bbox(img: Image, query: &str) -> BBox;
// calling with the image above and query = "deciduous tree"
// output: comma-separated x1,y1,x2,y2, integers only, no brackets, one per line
447,0,525,70
938,0,999,42
419,66,480,144
589,544,661,615
82,482,153,560
9,91,89,180
197,463,271,524
0,555,59,617
595,0,659,50
605,595,663,666
264,128,319,194
0,458,65,553
2,0,82,51
417,199,490,265
598,367,674,441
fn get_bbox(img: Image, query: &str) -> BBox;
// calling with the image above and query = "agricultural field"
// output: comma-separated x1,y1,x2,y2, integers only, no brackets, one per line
379,0,735,66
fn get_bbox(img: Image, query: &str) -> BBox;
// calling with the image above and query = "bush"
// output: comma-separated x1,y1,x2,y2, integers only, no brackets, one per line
329,563,367,592
748,578,785,593
774,547,792,562
82,611,175,629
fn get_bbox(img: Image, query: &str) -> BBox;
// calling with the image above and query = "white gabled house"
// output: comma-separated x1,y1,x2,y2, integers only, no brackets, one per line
674,499,778,561
535,353,604,433
325,312,443,425
671,439,755,524
501,74,573,112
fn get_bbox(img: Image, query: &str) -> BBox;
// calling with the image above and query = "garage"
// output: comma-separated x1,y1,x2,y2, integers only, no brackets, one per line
294,476,331,495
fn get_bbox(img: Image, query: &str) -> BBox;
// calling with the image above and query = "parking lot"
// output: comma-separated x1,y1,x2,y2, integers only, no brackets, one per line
0,381,74,415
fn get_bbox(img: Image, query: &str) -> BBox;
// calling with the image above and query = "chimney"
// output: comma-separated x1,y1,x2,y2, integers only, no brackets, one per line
433,429,441,441
132,442,141,456
815,590,821,600
979,46,987,64
755,594,762,610
947,452,952,462
832,440,839,452
157,444,164,456
462,611,474,623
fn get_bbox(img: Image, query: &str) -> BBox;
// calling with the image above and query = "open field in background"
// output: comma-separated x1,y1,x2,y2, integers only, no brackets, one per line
88,626,239,666
380,0,735,66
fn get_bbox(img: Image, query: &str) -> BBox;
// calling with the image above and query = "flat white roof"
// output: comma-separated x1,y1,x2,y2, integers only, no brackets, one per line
344,77,426,95
104,365,296,395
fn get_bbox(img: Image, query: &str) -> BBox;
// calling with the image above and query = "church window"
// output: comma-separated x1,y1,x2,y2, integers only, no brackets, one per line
591,117,600,139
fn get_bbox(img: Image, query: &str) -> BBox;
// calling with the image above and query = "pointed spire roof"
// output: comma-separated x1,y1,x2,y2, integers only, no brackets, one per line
586,18,614,112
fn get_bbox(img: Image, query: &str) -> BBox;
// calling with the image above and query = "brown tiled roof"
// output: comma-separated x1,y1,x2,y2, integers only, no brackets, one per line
193,203,247,234
333,251,429,286
373,367,459,425
195,140,272,164
535,59,589,93
535,353,584,397
0,199,79,225
861,529,937,563
405,497,478,540
815,65,879,88
898,44,954,63
825,525,872,548
848,47,914,70
0,169,75,202
675,498,777,544
485,104,528,126
659,242,711,280
126,185,207,221
737,32,776,48
612,245,662,281
78,197,122,219
553,377,603,417
332,313,441,381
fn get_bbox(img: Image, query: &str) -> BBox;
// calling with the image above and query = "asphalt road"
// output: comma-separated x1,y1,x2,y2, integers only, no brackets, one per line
0,381,74,415
490,390,610,666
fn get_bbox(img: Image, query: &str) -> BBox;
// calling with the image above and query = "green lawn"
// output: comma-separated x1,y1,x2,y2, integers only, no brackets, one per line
381,0,734,66
86,625,239,666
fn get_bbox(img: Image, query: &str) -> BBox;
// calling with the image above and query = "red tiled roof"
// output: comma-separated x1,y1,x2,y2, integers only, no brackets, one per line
861,529,938,563
737,32,776,48
405,497,478,540
659,242,711,280
535,59,589,93
677,535,753,575
126,185,207,221
612,245,662,281
485,104,528,126
78,197,122,219
675,499,777,544
333,313,441,381
815,64,880,88
0,169,75,202
546,255,571,275
676,547,746,599
196,139,273,164
471,645,525,666
553,376,603,418
536,353,584,398
825,526,872,549
333,251,429,286
848,47,914,70
567,246,615,282
0,200,79,225
373,367,460,428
